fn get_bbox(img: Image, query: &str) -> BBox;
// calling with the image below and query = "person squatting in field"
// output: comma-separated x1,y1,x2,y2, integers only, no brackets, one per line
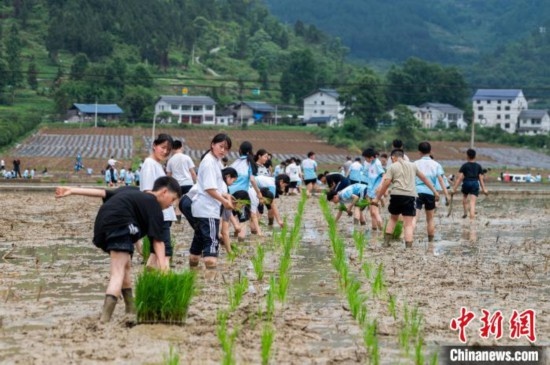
55,176,182,322
371,149,439,248
326,183,369,225
139,133,176,270
180,133,234,269
255,173,290,228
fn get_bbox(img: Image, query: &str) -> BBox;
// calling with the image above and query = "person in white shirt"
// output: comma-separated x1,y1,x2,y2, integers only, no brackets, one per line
285,157,302,195
180,133,234,268
166,140,197,222
139,134,176,269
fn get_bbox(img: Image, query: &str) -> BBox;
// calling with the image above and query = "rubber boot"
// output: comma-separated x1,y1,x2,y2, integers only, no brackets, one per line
100,294,118,323
121,288,135,314
383,233,392,248
405,241,413,248
268,217,274,226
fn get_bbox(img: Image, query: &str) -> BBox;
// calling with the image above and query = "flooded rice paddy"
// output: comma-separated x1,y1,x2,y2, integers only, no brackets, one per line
0,186,549,364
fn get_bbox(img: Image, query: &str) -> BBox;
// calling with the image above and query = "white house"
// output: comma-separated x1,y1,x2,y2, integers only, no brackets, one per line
303,88,344,127
418,103,467,129
233,101,277,125
154,95,216,124
517,110,550,135
472,89,528,133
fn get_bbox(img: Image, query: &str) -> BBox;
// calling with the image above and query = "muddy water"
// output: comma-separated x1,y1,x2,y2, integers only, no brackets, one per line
0,187,549,364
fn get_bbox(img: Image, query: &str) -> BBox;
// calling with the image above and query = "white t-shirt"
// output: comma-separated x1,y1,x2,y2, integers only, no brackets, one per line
166,152,196,186
140,157,176,221
191,152,225,219
285,162,301,182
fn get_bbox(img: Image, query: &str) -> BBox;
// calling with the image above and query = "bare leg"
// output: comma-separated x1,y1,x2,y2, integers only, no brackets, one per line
462,194,468,218
469,195,477,219
402,215,415,247
426,209,435,241
220,220,232,253
106,251,131,297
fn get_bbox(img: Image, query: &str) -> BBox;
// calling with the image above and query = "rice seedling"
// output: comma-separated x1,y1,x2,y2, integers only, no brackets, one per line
362,261,373,280
354,198,370,210
372,263,386,298
135,270,195,324
163,345,180,365
388,293,397,320
383,219,404,239
251,244,266,281
352,230,366,262
260,323,275,365
414,336,424,365
276,272,289,303
363,320,380,365
228,273,249,312
345,278,368,325
429,352,438,365
266,276,276,320
216,310,238,365
141,236,151,264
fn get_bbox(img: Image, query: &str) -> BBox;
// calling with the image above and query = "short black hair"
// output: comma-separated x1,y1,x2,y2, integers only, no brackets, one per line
222,167,238,179
307,151,315,158
326,189,337,202
152,176,182,198
467,148,476,159
362,148,376,158
392,139,404,149
418,141,431,154
173,140,183,150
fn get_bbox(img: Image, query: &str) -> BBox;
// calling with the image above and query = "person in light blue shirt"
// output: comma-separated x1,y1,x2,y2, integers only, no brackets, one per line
413,142,450,244
301,151,318,197
363,148,385,230
326,183,368,224
347,158,364,184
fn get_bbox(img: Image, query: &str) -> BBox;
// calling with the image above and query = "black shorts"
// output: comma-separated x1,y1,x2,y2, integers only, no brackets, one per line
289,181,298,189
388,195,416,217
149,221,173,257
181,185,192,195
304,178,316,185
190,217,220,257
102,224,141,254
416,193,436,211
462,180,479,196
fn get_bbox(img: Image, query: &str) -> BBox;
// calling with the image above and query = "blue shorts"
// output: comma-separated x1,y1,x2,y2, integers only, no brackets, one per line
181,195,220,257
461,180,479,196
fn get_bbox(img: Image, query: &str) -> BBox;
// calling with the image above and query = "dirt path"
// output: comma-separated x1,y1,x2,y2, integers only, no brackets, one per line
0,188,549,363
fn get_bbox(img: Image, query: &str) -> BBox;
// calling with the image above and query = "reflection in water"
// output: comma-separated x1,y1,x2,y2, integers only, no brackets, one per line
461,224,478,243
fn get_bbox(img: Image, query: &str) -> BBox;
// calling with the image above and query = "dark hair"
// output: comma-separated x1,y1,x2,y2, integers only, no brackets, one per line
307,151,315,158
172,140,183,150
275,174,290,194
326,189,338,202
392,139,404,149
355,157,361,162
390,149,404,158
260,187,275,209
467,148,476,159
222,167,238,179
152,176,182,198
254,148,268,162
232,190,250,204
362,148,376,158
153,134,174,150
418,141,431,154
211,133,232,150
380,153,388,159
239,141,258,175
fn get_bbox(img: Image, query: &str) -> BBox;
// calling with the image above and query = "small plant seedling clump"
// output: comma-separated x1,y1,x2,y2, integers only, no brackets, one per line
135,270,196,324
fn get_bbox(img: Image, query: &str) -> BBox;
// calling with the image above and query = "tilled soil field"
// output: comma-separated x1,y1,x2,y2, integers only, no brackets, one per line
0,185,549,364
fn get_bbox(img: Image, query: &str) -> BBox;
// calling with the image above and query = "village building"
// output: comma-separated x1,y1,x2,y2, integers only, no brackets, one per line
66,103,123,123
154,95,216,124
303,88,344,127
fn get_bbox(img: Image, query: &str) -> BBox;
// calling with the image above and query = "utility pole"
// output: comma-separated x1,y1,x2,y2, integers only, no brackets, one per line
94,99,98,128
470,113,475,149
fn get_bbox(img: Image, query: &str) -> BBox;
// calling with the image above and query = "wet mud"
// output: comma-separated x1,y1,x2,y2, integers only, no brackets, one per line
0,187,549,364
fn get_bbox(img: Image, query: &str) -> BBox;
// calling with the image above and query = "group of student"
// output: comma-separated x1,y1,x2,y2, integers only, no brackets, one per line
324,139,488,249
56,133,292,322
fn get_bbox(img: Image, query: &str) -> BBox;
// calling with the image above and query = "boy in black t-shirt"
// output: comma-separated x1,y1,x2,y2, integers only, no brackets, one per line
55,176,182,322
452,149,488,220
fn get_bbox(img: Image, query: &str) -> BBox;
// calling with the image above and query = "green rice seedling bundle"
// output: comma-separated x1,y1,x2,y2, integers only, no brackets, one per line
345,278,368,325
228,274,249,312
276,272,289,303
260,324,275,365
251,244,266,281
142,236,151,263
338,203,348,212
364,320,380,365
266,276,276,320
163,345,180,365
135,270,195,324
382,219,404,239
354,198,370,210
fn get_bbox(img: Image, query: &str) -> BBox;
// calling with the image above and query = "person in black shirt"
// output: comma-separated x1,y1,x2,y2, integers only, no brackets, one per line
452,148,488,219
55,176,182,322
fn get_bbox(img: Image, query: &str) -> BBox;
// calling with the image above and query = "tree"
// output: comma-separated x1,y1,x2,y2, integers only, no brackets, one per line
27,57,38,90
393,104,420,148
5,24,23,87
70,53,89,81
122,86,154,123
279,49,317,105
340,68,386,129
128,64,153,88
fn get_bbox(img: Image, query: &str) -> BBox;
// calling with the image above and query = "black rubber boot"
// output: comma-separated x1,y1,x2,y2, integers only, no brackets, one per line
100,294,118,323
121,288,135,314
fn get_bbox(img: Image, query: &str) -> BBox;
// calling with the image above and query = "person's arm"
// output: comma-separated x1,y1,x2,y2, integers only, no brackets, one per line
55,186,107,199
250,175,263,202
335,208,343,223
371,177,392,205
190,168,197,184
152,239,168,271
206,188,234,210
347,194,359,215
452,173,464,194
437,175,450,202
479,172,488,195
270,201,284,228
416,171,439,200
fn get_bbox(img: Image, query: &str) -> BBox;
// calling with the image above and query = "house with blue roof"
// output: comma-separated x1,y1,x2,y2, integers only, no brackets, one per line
303,88,344,127
472,89,528,133
233,101,277,125
67,103,124,123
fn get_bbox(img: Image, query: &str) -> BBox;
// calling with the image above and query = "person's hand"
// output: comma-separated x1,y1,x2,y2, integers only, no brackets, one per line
55,186,71,199
222,198,234,210
370,197,379,207
278,220,285,228
434,192,440,202
483,189,489,196
445,194,450,206
346,206,353,216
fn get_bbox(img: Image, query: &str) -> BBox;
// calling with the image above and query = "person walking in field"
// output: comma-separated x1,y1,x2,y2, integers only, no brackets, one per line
452,148,488,220
371,149,439,248
140,134,176,269
301,151,318,197
362,148,385,231
55,176,182,322
166,139,197,222
412,142,450,244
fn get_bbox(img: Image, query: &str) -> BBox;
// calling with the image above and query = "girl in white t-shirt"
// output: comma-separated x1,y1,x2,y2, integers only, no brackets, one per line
139,133,174,270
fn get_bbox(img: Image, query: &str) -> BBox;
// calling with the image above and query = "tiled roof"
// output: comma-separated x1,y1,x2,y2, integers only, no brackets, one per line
157,95,216,105
72,103,123,114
